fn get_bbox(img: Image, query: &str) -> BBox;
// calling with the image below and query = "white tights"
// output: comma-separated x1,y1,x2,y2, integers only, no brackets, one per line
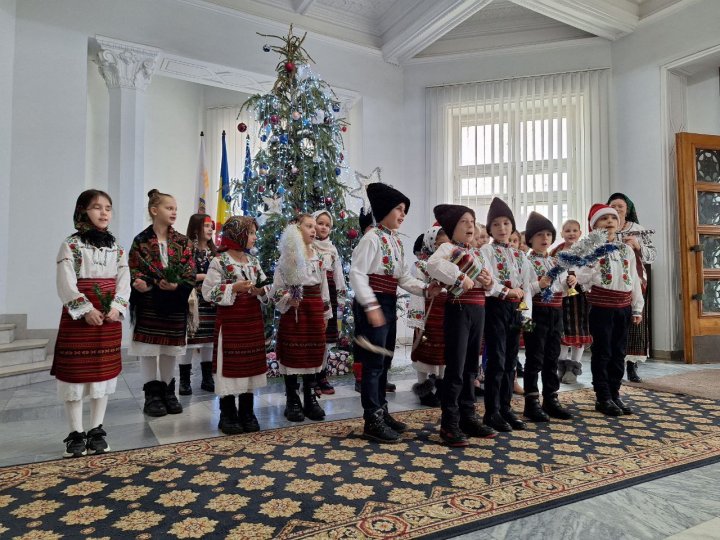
140,355,179,383
64,395,109,433
416,366,446,383
563,345,585,363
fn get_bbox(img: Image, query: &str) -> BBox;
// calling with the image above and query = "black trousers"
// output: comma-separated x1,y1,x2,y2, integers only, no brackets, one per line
354,294,396,419
483,297,521,418
523,305,562,398
441,303,484,427
589,305,631,401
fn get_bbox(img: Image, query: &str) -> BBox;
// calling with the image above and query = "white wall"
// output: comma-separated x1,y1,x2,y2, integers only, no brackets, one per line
7,0,403,330
0,0,16,314
611,0,720,354
687,68,720,135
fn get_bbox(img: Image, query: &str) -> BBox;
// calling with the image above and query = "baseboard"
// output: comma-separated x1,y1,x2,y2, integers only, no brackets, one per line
651,349,685,361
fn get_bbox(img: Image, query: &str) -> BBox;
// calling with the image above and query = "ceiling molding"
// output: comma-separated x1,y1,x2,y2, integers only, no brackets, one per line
381,0,495,65
637,0,700,26
293,0,316,15
509,0,639,40
405,36,609,65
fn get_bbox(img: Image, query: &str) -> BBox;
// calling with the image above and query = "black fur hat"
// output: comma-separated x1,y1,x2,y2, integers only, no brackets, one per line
524,211,556,244
367,183,411,223
433,204,475,240
486,197,516,232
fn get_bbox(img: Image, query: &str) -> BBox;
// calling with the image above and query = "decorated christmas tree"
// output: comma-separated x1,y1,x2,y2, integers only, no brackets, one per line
232,25,360,355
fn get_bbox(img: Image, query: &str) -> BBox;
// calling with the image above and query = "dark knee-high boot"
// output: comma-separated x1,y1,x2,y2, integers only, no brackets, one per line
142,381,167,417
178,364,192,396
302,374,325,420
238,393,260,432
200,361,215,392
218,395,243,435
284,375,304,422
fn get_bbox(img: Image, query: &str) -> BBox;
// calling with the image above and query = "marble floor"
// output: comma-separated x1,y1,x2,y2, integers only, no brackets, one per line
1,347,719,539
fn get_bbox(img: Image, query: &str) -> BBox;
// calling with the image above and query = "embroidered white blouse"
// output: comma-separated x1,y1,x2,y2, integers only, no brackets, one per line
202,252,269,307
426,241,504,297
269,248,332,319
349,225,426,307
56,235,130,320
526,251,570,297
482,242,535,319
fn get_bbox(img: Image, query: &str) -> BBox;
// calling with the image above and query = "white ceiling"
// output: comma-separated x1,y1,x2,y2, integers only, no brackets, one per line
197,0,698,64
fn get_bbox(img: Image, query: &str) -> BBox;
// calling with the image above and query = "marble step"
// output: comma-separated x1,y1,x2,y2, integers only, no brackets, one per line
0,355,54,390
0,323,15,344
0,339,49,368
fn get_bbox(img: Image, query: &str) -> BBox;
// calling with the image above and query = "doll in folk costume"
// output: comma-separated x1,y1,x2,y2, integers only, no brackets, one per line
311,209,348,395
53,189,130,457
271,215,332,423
202,216,269,434
408,225,449,407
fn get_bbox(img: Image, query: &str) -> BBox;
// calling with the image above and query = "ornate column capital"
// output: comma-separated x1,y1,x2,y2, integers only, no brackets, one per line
91,35,161,91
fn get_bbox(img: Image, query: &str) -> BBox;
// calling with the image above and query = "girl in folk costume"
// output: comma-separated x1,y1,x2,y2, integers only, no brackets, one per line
521,212,574,422
408,225,449,407
311,209,347,395
129,189,196,418
53,190,130,457
483,198,535,433
351,208,375,393
202,217,269,434
551,219,591,384
178,214,217,396
428,205,500,446
472,223,490,396
608,193,656,383
271,215,332,422
578,204,644,416
350,183,438,443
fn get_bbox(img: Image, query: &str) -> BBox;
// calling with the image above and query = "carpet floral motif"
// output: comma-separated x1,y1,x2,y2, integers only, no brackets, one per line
0,388,719,539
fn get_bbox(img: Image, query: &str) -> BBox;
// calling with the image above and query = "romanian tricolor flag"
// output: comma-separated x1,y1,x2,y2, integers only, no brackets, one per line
216,130,231,229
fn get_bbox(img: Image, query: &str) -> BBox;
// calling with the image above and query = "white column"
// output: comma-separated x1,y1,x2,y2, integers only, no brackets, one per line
92,36,161,248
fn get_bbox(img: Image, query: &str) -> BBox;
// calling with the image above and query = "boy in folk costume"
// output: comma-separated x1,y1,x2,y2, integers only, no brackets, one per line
352,208,375,393
202,217,269,434
483,197,535,432
552,219,591,383
54,190,130,457
311,209,348,395
271,215,332,422
350,183,438,443
408,225,449,407
521,212,574,422
427,204,499,446
578,204,644,416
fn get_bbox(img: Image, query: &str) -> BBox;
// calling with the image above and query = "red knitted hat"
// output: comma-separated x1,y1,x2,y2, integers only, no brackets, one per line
587,203,618,231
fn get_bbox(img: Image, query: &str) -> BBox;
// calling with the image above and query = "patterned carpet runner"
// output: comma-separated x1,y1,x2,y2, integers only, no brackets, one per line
1,387,719,539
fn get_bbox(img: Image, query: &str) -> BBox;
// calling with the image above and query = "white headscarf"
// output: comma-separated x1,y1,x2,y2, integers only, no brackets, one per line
422,225,442,256
311,209,336,257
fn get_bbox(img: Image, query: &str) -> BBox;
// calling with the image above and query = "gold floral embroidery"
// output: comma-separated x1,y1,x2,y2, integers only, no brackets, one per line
237,475,275,490
262,460,296,472
258,498,301,518
61,481,108,497
307,463,342,476
411,457,443,469
326,450,355,461
353,467,387,481
400,471,436,485
11,531,63,540
219,456,255,469
155,490,199,507
18,476,63,492
189,471,229,486
146,468,185,482
112,510,164,531
206,494,250,512
226,522,275,540
285,479,323,494
108,485,152,501
11,500,63,519
283,447,314,458
387,488,427,504
59,505,112,525
335,483,374,500
168,517,218,539
0,495,16,507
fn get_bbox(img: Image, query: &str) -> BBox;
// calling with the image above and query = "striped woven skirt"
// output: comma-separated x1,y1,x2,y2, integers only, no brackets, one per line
213,293,266,378
626,288,649,359
325,271,340,344
52,278,122,384
188,295,217,346
276,284,326,372
561,291,592,346
411,292,447,367
132,287,187,347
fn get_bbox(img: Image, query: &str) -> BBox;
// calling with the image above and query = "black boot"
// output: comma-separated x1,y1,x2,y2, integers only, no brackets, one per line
178,364,192,396
613,397,633,415
163,379,184,414
626,361,642,383
142,380,167,417
303,375,326,421
412,379,438,406
238,393,260,432
382,404,407,433
459,415,497,438
516,361,524,378
595,399,623,416
363,408,401,443
440,423,469,447
524,395,549,422
218,395,243,435
316,368,335,395
500,409,527,430
542,393,573,419
284,376,304,422
200,361,215,392
484,412,512,432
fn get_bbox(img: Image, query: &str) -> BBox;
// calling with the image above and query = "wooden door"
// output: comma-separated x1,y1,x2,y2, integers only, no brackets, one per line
676,132,720,363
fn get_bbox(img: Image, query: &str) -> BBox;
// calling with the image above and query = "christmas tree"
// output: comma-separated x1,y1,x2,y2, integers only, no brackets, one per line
232,25,360,352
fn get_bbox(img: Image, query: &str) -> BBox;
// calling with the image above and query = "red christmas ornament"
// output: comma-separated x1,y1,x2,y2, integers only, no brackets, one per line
270,114,279,124
258,185,266,193
339,210,346,219
237,122,247,133
340,153,344,161
347,228,359,240
341,126,348,132
285,62,295,72
325,197,333,206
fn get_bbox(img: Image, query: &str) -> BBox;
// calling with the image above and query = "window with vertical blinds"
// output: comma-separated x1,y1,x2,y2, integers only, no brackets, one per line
426,70,610,232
